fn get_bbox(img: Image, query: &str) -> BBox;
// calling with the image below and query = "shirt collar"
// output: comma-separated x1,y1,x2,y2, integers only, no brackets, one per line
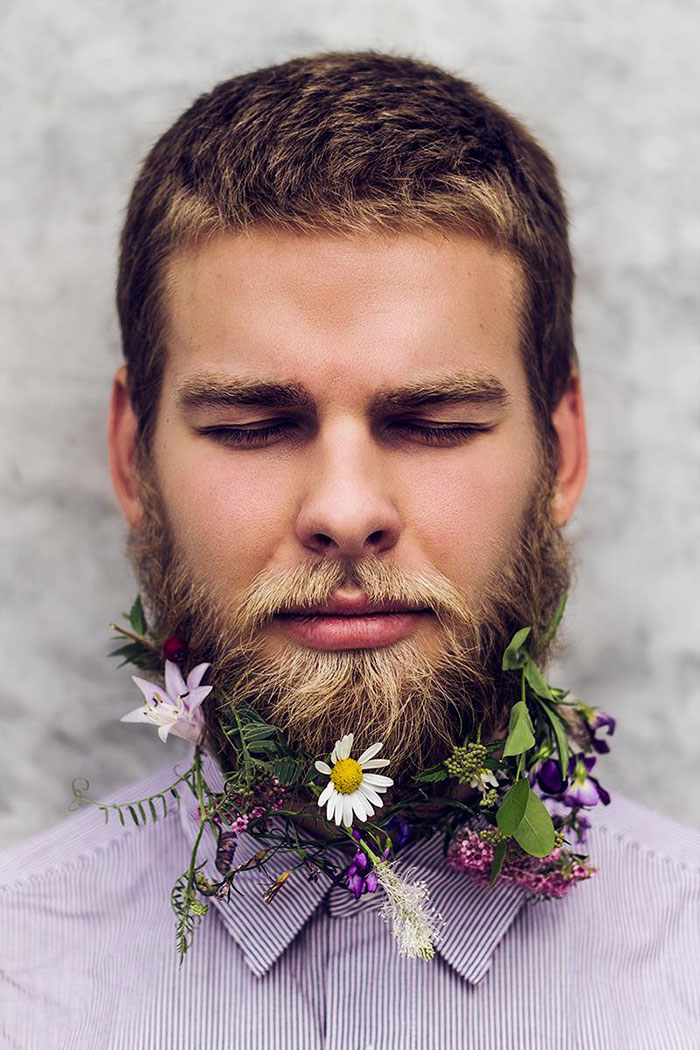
180,748,530,983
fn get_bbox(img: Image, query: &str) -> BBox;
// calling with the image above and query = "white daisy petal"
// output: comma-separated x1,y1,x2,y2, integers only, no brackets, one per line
349,791,368,822
362,773,394,788
315,760,332,775
358,782,384,807
329,747,338,764
361,757,391,769
334,795,345,827
318,781,334,807
339,733,353,759
357,741,384,764
342,795,354,827
325,793,337,823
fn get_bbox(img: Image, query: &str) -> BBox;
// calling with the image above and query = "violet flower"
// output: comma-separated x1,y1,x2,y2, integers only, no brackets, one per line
121,659,212,744
562,754,611,808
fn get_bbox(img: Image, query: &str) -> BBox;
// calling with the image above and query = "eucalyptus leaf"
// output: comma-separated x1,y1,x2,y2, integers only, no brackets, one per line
502,700,536,757
512,787,556,857
489,838,508,886
496,776,530,836
501,626,532,670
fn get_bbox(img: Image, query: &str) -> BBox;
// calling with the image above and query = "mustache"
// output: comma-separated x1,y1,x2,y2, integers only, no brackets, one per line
222,556,480,642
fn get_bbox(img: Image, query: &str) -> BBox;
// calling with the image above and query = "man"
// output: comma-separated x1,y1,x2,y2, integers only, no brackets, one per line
1,51,698,1049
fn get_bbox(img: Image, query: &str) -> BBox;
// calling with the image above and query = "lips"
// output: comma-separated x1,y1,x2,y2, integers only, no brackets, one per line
274,593,432,650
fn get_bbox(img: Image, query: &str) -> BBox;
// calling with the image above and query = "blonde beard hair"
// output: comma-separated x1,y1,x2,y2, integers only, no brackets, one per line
128,446,572,793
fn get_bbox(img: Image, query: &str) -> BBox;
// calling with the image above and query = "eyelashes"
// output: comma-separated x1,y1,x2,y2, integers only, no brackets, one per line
197,421,494,449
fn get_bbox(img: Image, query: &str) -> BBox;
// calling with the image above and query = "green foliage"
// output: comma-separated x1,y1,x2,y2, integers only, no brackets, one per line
70,773,189,827
126,595,148,636
502,700,536,758
172,868,208,960
541,591,567,649
414,764,450,783
489,838,507,886
496,777,530,836
511,786,556,858
533,698,570,778
501,627,532,670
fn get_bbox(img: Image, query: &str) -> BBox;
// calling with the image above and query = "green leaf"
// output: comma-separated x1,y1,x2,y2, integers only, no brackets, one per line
128,595,147,636
502,700,536,757
512,787,556,857
148,798,159,822
117,807,126,827
496,777,530,836
272,758,299,785
541,591,567,648
138,802,147,824
523,656,554,701
534,698,570,778
127,804,140,826
502,626,532,670
414,765,449,783
489,838,508,886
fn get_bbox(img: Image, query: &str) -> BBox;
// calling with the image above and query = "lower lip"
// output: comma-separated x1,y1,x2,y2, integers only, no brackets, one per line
275,611,430,650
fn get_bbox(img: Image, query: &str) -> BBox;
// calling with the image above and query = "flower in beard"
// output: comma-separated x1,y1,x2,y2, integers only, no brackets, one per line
315,733,393,828
562,753,611,808
576,705,616,754
120,659,212,744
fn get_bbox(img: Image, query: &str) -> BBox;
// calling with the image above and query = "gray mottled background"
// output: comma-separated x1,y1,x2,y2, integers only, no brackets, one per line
2,0,699,848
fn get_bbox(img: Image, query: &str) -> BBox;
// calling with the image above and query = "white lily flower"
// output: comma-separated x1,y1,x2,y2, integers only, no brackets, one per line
469,768,499,794
120,659,212,744
314,732,393,828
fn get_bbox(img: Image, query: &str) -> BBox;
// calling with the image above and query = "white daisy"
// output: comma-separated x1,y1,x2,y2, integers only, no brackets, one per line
314,733,393,828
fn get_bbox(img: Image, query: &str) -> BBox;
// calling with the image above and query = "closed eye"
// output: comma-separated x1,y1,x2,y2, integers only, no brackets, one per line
197,420,494,448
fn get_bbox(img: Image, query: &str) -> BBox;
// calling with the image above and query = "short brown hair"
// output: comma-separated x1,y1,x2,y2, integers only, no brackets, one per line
117,50,576,452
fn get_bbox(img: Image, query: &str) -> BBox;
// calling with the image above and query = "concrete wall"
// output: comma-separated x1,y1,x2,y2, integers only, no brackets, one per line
2,0,698,846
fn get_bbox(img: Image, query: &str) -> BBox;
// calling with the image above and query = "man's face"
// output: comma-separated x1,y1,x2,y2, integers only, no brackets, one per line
113,228,579,786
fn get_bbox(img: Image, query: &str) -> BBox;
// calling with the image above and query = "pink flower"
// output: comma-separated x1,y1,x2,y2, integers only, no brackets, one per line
120,659,212,744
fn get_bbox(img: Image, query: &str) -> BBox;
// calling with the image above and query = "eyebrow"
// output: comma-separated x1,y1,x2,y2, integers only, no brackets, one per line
178,371,511,416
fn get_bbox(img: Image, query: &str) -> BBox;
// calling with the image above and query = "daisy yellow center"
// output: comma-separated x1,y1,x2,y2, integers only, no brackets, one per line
330,758,364,794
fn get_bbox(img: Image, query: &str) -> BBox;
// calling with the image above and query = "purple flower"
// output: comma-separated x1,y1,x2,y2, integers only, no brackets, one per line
345,831,389,899
535,757,567,796
586,711,616,754
562,754,611,808
385,815,412,849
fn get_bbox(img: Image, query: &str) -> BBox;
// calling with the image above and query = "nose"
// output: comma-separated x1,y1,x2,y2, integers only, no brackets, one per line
294,420,402,559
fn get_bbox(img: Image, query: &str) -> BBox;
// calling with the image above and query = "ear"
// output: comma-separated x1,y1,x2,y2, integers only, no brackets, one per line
108,366,144,529
550,369,588,526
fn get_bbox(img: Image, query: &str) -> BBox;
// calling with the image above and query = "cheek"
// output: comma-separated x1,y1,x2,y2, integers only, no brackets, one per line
403,442,537,587
155,441,295,588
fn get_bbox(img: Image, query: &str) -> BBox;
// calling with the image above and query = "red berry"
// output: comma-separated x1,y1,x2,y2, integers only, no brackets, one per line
163,636,187,662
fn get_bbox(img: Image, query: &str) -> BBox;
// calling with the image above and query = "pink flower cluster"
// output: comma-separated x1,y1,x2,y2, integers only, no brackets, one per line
447,828,596,899
205,773,289,833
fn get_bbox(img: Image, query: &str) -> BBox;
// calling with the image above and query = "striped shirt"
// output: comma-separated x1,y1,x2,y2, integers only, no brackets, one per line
2,746,699,1049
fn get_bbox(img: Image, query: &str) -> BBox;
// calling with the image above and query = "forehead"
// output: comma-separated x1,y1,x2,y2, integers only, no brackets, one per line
161,228,527,403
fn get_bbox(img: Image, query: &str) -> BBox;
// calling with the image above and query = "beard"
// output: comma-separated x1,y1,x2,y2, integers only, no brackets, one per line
128,446,573,795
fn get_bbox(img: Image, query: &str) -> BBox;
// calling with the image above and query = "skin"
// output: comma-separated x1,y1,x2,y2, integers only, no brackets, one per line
109,228,587,842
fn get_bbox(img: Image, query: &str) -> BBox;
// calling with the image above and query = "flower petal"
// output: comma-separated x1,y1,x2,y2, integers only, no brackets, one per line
131,676,159,703
357,741,384,764
358,782,384,807
362,773,393,788
183,685,212,714
360,758,391,769
349,791,369,822
120,705,153,724
186,662,211,690
164,660,187,701
315,761,332,775
342,795,354,827
158,723,172,743
318,781,334,807
333,795,344,827
338,733,353,760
